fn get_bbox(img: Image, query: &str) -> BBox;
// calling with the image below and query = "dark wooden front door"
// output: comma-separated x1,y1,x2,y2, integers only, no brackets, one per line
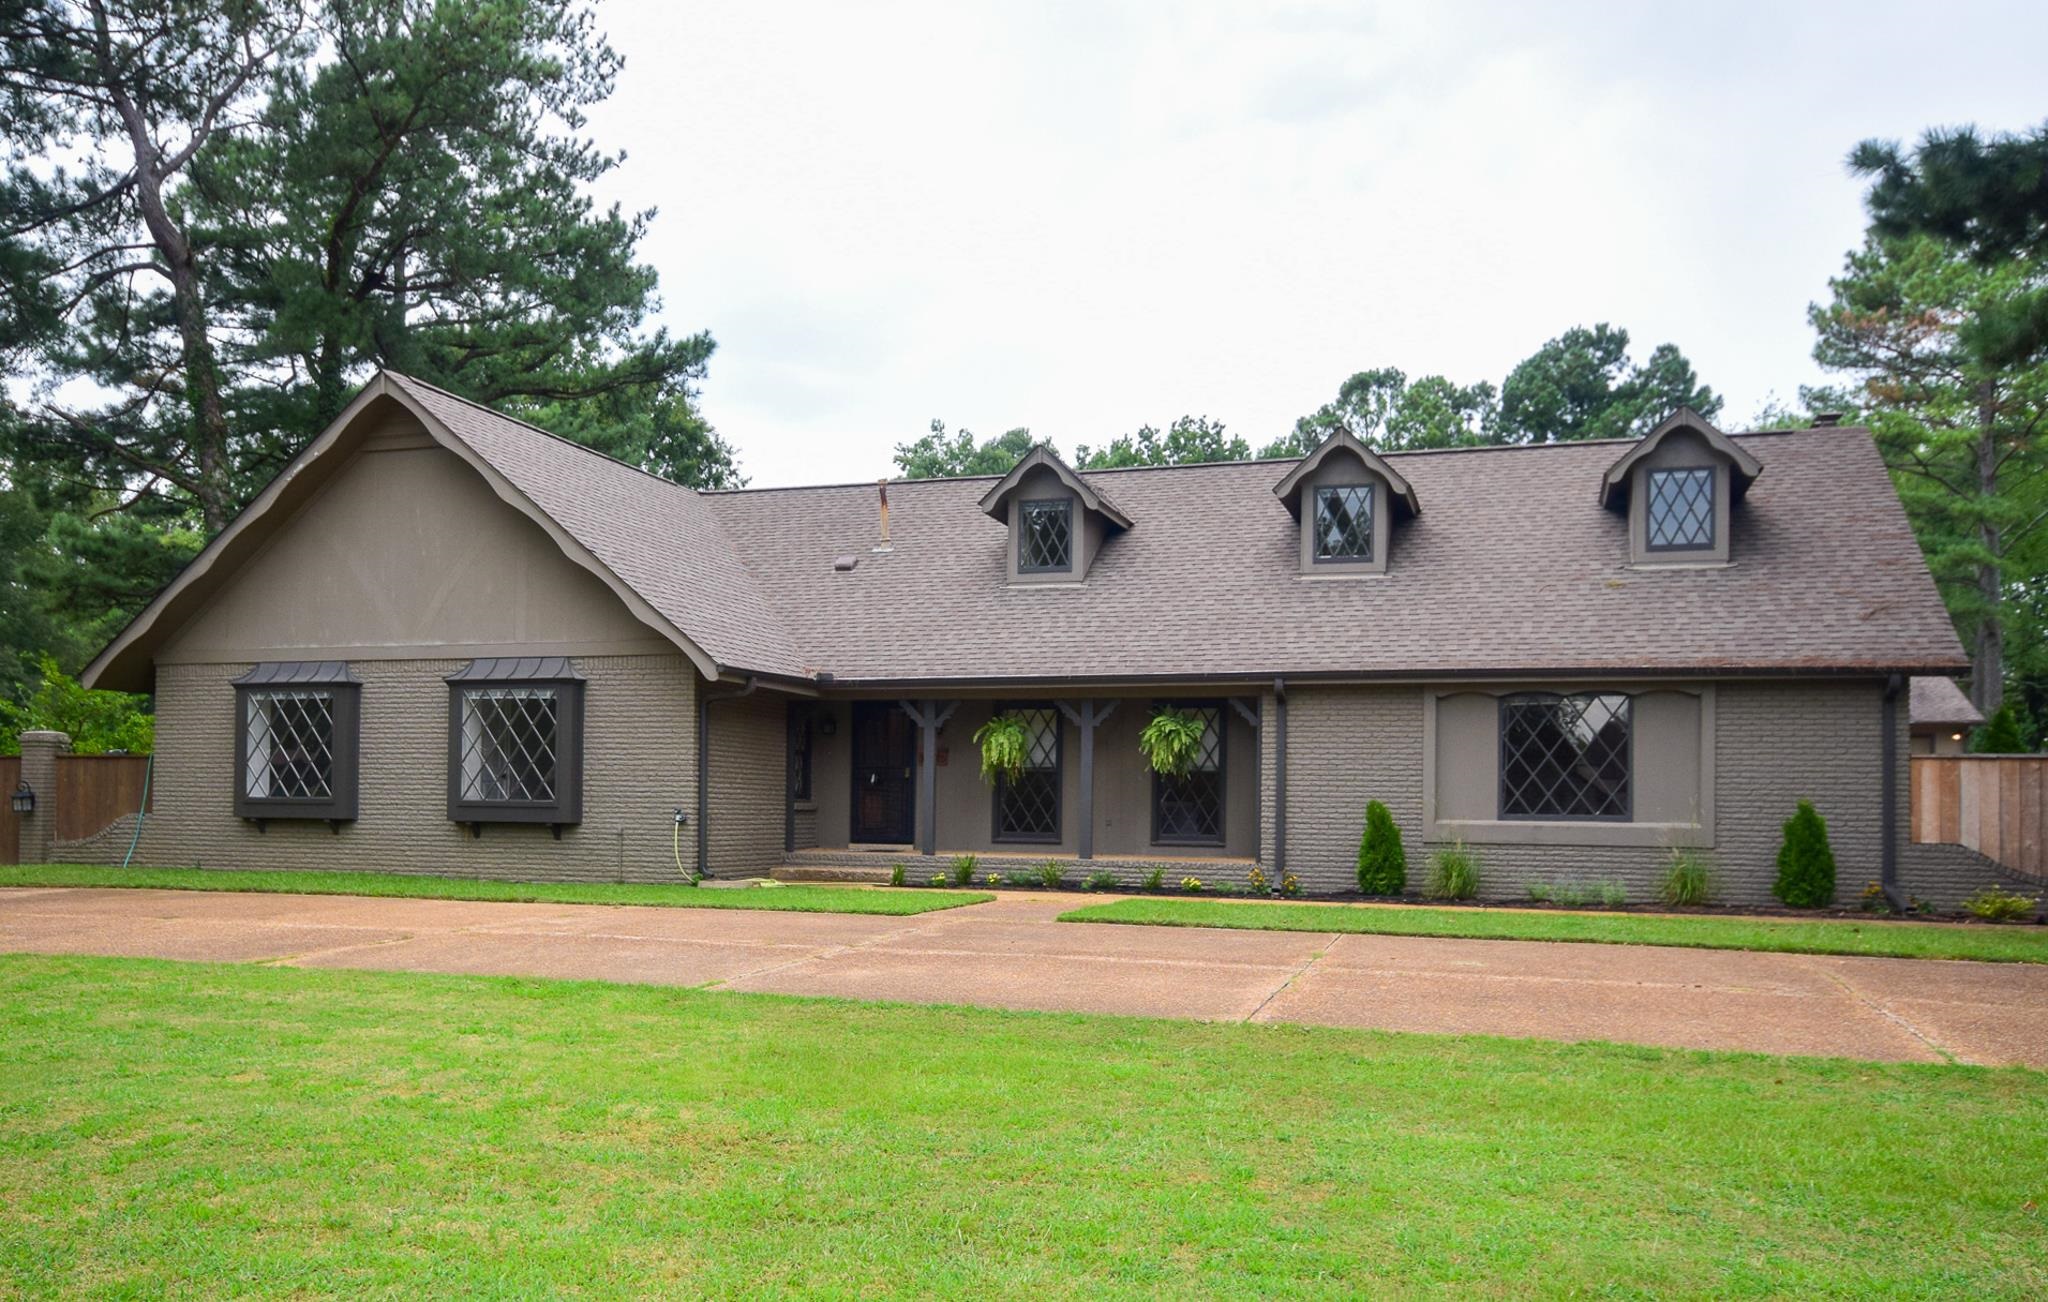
851,702,916,844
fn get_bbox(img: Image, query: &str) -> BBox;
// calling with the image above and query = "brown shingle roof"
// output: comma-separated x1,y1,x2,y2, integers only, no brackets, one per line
702,426,1967,683
1909,676,1983,727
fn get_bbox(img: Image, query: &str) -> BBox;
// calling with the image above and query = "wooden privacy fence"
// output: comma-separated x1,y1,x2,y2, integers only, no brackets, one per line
52,753,152,843
1911,755,2048,878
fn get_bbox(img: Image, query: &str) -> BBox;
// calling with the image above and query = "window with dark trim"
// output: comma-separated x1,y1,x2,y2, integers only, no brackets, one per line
234,662,360,822
447,658,585,828
788,706,815,802
1313,484,1375,561
1152,704,1225,844
1019,498,1073,572
993,705,1061,842
1645,466,1714,551
1499,693,1631,820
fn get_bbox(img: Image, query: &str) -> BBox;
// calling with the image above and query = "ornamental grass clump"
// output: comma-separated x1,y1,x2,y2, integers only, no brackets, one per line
1139,708,1209,777
1037,860,1066,889
1356,800,1407,896
950,854,978,886
1661,850,1713,907
1424,843,1479,901
1773,799,1837,909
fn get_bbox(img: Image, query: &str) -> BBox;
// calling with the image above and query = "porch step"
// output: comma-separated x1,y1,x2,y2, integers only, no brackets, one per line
773,862,898,884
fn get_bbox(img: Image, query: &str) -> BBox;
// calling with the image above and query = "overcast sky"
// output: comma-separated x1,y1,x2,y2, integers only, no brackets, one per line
584,1,2048,487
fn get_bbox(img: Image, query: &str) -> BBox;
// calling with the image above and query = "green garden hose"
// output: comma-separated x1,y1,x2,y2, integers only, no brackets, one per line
119,752,154,870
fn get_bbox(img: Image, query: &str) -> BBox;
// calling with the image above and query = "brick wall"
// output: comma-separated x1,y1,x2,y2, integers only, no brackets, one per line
1278,679,1896,907
705,690,788,876
66,655,704,882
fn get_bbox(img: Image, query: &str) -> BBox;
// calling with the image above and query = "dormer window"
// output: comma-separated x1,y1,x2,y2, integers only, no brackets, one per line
1645,466,1715,551
1273,429,1420,577
1313,484,1375,562
1601,409,1761,567
1019,498,1073,572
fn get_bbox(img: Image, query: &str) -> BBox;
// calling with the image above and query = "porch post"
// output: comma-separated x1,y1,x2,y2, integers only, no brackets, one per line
1230,698,1262,866
1057,701,1117,860
900,700,957,857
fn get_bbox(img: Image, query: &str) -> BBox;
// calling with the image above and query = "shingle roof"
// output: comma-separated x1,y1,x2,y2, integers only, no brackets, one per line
1909,676,1984,727
702,426,1967,683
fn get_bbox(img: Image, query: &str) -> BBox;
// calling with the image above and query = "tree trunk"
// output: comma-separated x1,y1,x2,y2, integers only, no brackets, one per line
1974,379,2005,713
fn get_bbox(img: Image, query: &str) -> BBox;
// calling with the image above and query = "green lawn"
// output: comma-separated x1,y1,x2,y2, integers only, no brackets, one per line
0,956,2041,1296
0,863,986,915
1062,896,2048,963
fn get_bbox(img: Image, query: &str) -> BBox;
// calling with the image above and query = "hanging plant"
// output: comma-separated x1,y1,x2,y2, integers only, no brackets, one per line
973,712,1030,786
1139,707,1208,778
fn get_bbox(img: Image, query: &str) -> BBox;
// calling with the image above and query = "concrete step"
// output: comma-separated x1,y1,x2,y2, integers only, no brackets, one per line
773,863,897,884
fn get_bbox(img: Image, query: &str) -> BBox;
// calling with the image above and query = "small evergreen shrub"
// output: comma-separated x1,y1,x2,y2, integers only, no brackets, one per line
1356,800,1407,895
1773,799,1837,908
1525,880,1553,903
1660,850,1713,907
1004,869,1039,888
1969,704,2027,754
1082,869,1118,892
1424,844,1479,901
950,854,978,886
888,863,905,887
1553,881,1593,908
1037,860,1066,889
1962,885,2039,922
1142,866,1165,892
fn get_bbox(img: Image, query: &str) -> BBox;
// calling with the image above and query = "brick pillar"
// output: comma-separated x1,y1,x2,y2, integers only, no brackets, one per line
16,730,70,864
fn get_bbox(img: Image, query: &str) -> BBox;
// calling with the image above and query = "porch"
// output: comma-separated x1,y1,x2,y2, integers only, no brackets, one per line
776,847,1263,887
782,693,1274,869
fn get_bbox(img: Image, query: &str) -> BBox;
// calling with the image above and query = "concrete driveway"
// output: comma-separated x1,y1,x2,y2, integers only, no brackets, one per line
3,885,2044,1067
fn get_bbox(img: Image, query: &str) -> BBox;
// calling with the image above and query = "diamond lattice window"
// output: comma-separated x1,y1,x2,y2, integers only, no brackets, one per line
1646,467,1714,550
1019,499,1073,572
458,687,560,803
1313,484,1375,560
1499,694,1632,820
995,706,1061,841
1154,706,1225,843
244,690,334,800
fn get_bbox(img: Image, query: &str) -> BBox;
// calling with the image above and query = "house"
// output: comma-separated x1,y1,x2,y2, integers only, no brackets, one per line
1908,677,1983,755
66,371,1991,906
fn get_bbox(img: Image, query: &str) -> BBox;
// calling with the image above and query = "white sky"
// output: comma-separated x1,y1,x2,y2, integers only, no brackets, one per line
584,1,2048,487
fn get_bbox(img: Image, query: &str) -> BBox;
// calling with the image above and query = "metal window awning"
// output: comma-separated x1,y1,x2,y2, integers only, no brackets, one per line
232,660,359,686
445,656,585,683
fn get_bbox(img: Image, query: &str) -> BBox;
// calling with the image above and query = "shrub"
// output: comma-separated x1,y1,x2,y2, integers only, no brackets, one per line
1963,885,2040,922
927,872,947,887
1773,799,1837,908
1037,860,1066,889
1356,800,1407,895
1553,881,1593,908
1424,843,1479,901
1180,876,1204,892
0,654,155,756
888,863,906,887
1246,865,1270,894
1142,866,1165,892
1279,871,1302,897
1969,704,2027,754
1525,880,1553,903
1858,881,1891,915
985,873,1000,887
1004,869,1038,888
1082,869,1118,892
1598,880,1627,908
950,854,979,886
1660,850,1713,907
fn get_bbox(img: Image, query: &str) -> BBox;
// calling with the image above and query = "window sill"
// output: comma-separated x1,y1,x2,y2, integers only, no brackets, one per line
1428,818,1709,849
1296,570,1388,582
1005,580,1086,590
1624,560,1735,572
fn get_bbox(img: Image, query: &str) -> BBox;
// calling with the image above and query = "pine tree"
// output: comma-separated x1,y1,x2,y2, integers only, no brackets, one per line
1970,704,2028,753
1356,799,1407,895
1773,800,1837,908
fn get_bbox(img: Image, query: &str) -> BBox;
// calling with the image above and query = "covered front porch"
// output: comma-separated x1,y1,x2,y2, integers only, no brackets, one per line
783,691,1275,871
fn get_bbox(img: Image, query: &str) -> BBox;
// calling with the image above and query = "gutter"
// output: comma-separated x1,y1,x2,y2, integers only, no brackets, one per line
1881,673,1905,912
1273,677,1288,876
696,675,759,879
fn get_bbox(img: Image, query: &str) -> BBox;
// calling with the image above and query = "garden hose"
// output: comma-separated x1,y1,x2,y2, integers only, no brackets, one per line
119,752,154,870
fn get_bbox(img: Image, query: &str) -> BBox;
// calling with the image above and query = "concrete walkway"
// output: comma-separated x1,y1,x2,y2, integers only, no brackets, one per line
3,886,2044,1067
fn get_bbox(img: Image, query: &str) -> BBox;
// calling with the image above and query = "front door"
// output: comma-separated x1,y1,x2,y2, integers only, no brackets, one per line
851,702,915,844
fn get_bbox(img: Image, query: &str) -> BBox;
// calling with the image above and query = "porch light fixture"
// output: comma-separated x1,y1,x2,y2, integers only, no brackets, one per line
10,781,33,816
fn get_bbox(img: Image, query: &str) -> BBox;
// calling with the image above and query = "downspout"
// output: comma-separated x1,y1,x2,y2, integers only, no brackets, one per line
1273,677,1288,875
696,675,759,880
1881,673,1904,912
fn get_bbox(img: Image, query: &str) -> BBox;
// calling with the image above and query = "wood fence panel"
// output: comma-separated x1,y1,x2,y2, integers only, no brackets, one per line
53,754,152,843
1911,755,2048,878
0,755,17,863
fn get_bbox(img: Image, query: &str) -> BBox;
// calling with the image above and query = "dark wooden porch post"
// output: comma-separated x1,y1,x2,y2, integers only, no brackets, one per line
1230,697,1262,865
900,700,957,857
1056,701,1117,860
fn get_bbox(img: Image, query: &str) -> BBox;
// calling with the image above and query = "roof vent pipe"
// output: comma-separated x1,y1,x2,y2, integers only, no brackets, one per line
874,479,892,553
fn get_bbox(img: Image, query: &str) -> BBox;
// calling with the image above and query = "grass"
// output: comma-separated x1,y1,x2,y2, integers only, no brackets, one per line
0,960,2041,1296
0,863,987,915
1062,896,2048,964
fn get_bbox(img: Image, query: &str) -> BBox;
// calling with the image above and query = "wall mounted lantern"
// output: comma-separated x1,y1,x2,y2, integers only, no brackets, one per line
10,781,33,816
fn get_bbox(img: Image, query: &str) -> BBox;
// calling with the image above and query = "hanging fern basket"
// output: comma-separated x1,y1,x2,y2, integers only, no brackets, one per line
1139,708,1208,778
973,712,1030,786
